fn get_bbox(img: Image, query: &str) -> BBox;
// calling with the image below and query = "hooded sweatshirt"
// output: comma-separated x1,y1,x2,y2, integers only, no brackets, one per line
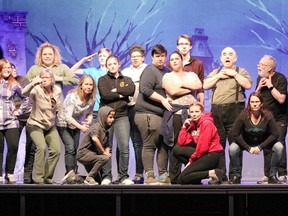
77,106,114,155
178,112,223,163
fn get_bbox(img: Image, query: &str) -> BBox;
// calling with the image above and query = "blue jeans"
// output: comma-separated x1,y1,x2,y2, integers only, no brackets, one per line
229,142,283,177
263,120,287,177
101,116,130,181
57,127,81,173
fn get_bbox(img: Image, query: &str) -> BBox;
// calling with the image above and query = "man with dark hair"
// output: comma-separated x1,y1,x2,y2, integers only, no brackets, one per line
135,44,172,185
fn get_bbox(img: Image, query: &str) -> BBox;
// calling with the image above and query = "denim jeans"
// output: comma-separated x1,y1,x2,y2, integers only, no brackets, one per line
229,142,283,177
134,113,169,176
128,106,143,175
101,116,130,181
57,127,81,173
263,120,287,177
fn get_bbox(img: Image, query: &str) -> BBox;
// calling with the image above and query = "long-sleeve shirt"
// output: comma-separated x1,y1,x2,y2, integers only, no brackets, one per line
22,82,62,130
0,79,27,130
178,112,223,163
232,109,279,151
26,64,79,87
56,92,94,129
98,71,135,118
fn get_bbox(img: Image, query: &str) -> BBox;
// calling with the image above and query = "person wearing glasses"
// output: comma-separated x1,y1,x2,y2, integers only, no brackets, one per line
255,55,288,184
203,47,252,183
167,34,205,105
121,45,147,184
229,92,283,184
22,69,62,184
0,59,28,184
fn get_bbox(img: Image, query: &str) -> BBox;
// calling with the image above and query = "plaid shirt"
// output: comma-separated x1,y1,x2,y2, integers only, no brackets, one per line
0,79,26,130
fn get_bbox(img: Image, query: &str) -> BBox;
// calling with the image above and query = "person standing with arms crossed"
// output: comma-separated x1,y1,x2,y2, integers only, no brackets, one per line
167,34,205,105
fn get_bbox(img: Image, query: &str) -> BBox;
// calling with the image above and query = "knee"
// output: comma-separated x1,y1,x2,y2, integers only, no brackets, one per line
273,142,284,154
229,142,240,157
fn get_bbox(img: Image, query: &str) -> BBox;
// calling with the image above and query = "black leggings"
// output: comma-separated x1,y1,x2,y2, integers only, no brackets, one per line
178,151,223,184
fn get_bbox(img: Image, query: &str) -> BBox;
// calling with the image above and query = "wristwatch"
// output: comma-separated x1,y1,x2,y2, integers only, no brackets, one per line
269,86,274,91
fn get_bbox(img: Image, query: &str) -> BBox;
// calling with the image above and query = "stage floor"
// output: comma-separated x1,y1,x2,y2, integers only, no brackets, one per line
1,181,288,216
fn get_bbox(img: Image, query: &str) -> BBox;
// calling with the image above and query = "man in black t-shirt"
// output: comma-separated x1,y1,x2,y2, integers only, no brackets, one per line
256,54,287,184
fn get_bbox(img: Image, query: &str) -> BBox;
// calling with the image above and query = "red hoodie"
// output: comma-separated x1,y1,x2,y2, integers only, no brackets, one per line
178,112,223,163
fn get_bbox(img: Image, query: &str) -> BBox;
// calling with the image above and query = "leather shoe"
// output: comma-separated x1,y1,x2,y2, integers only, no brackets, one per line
229,176,241,184
268,176,283,184
209,169,223,185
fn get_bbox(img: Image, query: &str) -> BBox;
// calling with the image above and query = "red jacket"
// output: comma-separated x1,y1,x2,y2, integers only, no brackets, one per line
178,112,223,163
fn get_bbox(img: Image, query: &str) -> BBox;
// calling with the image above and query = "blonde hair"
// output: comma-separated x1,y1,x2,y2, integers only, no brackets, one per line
35,42,62,66
0,59,17,89
68,74,96,105
189,102,204,112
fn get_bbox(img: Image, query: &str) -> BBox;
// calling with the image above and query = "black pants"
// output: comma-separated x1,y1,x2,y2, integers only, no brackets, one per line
18,113,35,182
169,143,196,184
211,102,245,180
178,151,224,184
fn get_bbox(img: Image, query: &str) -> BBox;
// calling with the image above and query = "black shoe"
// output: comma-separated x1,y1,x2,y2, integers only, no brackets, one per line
268,176,283,184
229,176,241,184
208,169,223,185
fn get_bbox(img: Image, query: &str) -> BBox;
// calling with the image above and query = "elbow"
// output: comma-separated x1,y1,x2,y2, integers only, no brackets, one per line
203,83,210,90
278,96,286,104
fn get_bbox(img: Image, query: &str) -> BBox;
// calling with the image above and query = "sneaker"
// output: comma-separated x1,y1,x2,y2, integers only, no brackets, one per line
61,170,76,184
101,178,112,185
133,175,144,184
144,171,160,185
158,172,171,185
84,176,99,186
209,169,223,185
228,176,241,184
278,175,287,183
0,176,3,184
268,176,283,184
257,176,268,184
120,178,134,185
6,174,16,184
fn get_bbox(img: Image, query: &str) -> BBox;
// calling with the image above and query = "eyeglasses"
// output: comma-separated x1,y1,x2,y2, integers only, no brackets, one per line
177,43,191,46
131,55,143,59
257,62,269,67
51,97,56,109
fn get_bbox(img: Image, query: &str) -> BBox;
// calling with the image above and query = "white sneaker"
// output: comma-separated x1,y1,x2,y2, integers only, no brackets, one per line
61,170,76,184
278,175,287,183
101,178,112,185
120,178,134,185
6,174,16,184
0,176,3,184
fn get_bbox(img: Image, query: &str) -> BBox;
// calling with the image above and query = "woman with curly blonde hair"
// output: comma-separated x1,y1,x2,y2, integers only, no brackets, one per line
26,42,79,88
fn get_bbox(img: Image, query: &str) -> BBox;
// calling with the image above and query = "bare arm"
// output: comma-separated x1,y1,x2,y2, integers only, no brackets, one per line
70,53,98,74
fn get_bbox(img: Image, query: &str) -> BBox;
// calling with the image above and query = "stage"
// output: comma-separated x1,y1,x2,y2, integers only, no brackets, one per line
1,182,287,216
